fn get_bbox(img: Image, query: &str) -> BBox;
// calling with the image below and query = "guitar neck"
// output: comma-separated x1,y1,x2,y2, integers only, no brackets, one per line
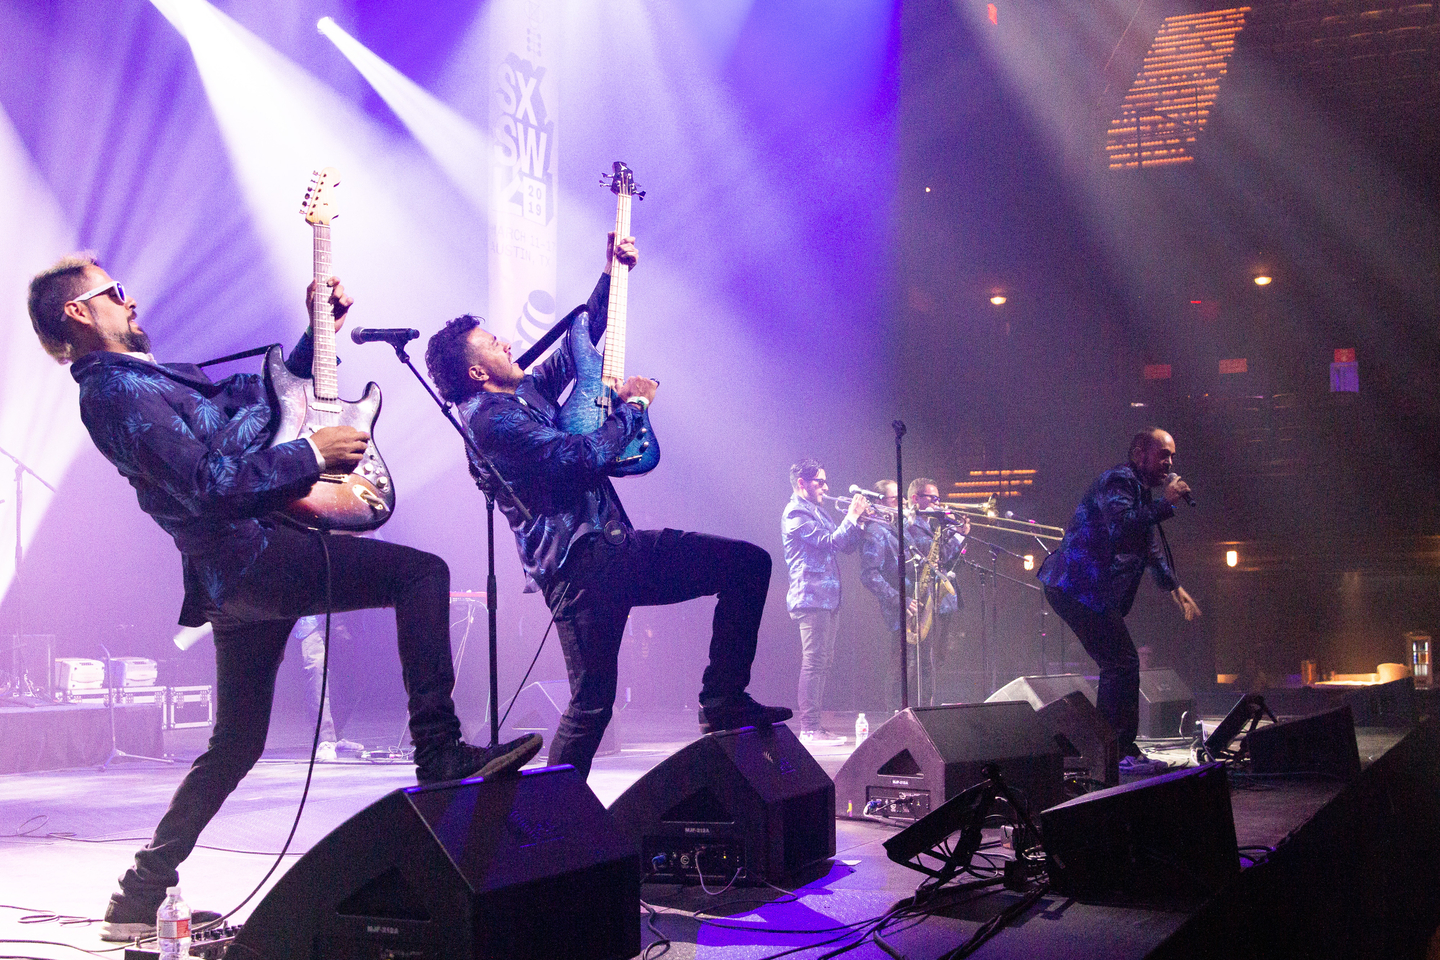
310,222,338,402
601,192,631,385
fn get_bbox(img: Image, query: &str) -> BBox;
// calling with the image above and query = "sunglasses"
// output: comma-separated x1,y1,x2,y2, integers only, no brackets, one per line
70,280,127,306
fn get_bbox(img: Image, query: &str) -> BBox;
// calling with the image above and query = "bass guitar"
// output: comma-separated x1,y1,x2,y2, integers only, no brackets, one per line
265,167,395,531
554,161,659,475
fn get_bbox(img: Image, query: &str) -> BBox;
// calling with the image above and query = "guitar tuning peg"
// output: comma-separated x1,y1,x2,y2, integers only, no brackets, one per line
634,189,646,201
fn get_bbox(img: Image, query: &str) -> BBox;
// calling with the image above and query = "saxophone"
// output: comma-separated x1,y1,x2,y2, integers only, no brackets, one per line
911,517,957,644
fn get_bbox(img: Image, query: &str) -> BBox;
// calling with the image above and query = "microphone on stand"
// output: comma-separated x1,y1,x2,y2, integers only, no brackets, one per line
350,327,420,346
1167,473,1198,507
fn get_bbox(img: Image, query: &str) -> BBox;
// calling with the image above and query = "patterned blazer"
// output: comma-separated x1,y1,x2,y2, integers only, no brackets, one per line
859,520,903,631
72,337,321,626
460,274,648,593
782,494,862,614
1037,462,1178,616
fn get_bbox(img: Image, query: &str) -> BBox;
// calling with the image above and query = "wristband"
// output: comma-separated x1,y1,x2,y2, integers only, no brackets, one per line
626,395,650,411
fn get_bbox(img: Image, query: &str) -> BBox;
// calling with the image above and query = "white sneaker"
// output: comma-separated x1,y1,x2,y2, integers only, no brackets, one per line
334,738,365,756
799,729,847,746
1119,754,1170,776
316,741,338,762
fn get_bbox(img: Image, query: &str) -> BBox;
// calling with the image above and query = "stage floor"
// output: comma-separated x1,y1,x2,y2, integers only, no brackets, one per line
0,708,1430,959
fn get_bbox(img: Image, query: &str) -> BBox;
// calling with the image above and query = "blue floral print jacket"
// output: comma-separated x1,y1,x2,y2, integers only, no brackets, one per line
1036,462,1178,616
72,336,322,626
460,274,648,593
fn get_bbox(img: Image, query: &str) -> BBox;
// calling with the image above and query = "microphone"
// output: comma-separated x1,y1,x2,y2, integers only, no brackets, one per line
1167,473,1197,508
849,484,883,499
350,327,419,346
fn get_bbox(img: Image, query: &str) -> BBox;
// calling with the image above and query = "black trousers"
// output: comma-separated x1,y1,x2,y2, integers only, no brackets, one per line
542,529,771,779
119,523,462,900
1043,585,1141,754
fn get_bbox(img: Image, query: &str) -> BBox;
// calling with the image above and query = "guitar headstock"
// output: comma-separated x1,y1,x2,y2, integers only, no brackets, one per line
300,167,341,225
602,161,644,200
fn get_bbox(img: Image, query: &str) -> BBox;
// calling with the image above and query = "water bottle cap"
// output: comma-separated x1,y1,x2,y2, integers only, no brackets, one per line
166,886,181,895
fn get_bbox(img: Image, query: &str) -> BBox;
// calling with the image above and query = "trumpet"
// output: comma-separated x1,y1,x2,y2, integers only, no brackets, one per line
820,492,898,525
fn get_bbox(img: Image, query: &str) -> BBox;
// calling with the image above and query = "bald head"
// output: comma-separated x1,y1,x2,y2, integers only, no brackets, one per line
1128,428,1175,486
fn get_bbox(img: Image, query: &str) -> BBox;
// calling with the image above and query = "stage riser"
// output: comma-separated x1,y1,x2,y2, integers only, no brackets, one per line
0,704,162,774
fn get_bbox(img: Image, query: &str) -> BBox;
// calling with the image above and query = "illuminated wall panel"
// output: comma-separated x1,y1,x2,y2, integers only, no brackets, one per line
1106,8,1250,169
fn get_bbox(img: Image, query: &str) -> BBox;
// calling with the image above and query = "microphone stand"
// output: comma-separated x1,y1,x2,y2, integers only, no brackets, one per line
98,640,171,771
956,534,1040,696
373,340,532,748
0,444,58,707
892,421,908,711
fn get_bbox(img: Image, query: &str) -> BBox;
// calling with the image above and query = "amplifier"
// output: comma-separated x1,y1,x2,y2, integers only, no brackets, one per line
108,656,158,688
54,657,105,691
167,685,215,729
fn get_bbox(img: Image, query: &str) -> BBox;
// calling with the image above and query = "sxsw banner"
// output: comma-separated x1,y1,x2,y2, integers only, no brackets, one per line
490,0,557,353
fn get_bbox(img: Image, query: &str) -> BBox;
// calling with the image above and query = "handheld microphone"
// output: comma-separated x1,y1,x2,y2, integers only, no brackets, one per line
1167,473,1197,507
849,484,884,499
350,327,419,346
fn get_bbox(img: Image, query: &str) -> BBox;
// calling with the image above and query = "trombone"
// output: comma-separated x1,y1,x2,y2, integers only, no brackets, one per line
916,495,1065,542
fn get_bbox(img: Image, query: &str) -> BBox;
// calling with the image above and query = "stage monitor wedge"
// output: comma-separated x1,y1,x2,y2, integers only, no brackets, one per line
225,766,640,960
1139,668,1195,738
1041,761,1239,900
607,723,834,885
1247,705,1362,781
834,702,1065,823
987,673,1096,710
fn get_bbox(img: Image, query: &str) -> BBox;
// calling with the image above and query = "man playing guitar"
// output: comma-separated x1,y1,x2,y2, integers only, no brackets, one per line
424,233,791,780
27,254,540,942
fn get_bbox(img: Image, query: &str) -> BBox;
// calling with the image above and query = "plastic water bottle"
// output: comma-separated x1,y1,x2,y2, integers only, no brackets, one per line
855,712,869,746
156,886,191,959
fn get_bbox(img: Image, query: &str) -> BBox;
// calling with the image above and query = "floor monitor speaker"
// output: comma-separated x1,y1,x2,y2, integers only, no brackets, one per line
1041,762,1239,899
606,724,834,885
987,677,1116,786
1139,669,1195,738
226,766,640,960
1248,705,1362,781
986,673,1096,709
834,703,1065,823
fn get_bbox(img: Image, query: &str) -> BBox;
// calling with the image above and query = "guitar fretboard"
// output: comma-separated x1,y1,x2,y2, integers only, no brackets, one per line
601,191,631,387
311,222,339,410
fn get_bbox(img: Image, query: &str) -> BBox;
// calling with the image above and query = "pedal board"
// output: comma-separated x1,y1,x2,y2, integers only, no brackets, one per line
122,922,240,960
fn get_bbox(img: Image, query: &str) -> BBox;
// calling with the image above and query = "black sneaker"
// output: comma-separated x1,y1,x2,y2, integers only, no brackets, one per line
100,893,223,943
698,696,793,734
415,733,542,785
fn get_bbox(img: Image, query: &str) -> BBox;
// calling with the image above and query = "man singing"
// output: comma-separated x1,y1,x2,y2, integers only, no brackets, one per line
27,254,540,941
1037,428,1201,775
424,234,791,780
783,459,867,745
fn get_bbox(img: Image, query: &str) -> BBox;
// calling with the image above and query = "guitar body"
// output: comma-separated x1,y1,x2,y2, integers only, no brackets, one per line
555,311,659,476
265,344,394,531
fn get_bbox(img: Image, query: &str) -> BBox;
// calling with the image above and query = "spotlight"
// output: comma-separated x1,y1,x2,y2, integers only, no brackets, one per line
925,186,932,193
1253,275,1272,286
317,16,336,35
1023,554,1034,571
1225,549,1238,567
990,294,1006,306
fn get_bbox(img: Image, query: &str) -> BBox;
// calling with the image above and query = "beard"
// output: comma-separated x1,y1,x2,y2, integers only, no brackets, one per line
119,328,152,355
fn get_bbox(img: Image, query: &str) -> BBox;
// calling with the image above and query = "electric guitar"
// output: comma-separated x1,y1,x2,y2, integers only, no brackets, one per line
554,161,660,475
265,167,394,531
